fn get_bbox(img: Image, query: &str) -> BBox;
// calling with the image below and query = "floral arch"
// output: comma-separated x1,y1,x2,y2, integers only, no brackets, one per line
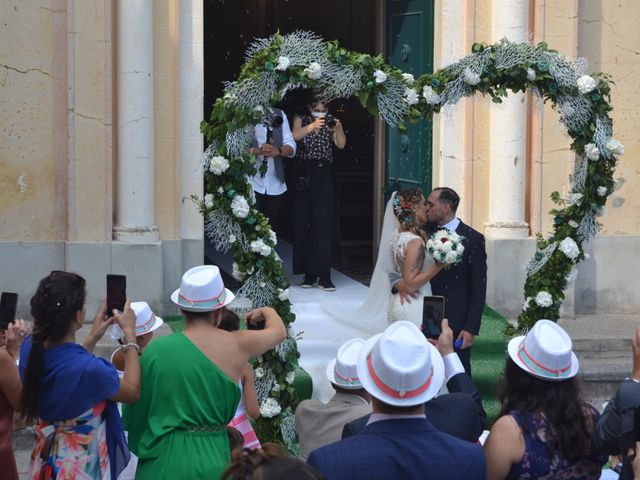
199,31,621,448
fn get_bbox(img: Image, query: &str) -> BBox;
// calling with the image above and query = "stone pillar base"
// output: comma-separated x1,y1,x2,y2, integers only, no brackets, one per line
484,221,530,239
113,225,160,243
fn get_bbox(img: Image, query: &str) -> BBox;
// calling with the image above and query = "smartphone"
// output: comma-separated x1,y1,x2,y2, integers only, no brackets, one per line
106,275,126,315
0,292,18,330
422,295,445,339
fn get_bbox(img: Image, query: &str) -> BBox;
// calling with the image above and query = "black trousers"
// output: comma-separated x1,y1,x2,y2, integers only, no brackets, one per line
292,162,333,279
255,192,284,229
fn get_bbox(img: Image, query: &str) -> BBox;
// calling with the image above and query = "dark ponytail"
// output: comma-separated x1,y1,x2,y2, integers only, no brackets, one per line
20,271,86,420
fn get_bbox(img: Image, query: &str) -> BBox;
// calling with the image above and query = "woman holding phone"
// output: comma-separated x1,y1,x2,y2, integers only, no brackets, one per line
19,270,140,480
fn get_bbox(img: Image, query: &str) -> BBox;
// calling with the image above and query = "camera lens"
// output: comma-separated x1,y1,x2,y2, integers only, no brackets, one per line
325,115,336,128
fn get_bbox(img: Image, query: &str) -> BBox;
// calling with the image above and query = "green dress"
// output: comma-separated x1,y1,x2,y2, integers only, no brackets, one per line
124,332,241,479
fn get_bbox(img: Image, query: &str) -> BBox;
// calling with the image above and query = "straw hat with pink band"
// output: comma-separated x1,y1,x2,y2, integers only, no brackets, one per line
325,338,366,390
357,321,445,407
110,301,163,341
507,319,579,382
170,265,235,312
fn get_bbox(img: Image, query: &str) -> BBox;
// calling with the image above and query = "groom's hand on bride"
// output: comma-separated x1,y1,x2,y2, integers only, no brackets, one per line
457,330,475,349
396,279,419,305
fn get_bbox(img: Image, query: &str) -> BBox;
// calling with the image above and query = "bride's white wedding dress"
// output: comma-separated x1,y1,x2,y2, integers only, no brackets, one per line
388,231,434,327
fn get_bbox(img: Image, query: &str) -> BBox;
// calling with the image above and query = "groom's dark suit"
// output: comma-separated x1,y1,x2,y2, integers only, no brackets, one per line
430,220,487,375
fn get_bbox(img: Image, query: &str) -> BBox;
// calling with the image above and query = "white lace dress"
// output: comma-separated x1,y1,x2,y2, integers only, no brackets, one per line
388,231,434,327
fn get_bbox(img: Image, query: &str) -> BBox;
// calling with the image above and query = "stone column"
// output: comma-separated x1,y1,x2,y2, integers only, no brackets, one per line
484,0,529,239
179,0,204,241
113,0,159,242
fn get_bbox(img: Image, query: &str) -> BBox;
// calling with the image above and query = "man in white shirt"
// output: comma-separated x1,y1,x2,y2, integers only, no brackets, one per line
248,108,296,227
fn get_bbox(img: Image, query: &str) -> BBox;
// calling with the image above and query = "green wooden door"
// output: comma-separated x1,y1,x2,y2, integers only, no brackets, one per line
385,0,434,197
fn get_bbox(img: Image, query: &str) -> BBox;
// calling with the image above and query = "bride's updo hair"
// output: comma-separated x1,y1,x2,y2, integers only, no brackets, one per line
393,188,426,241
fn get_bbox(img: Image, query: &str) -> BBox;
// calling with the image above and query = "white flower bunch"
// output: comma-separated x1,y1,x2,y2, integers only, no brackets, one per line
577,75,596,95
404,88,419,106
209,155,229,175
584,143,600,161
267,229,277,246
463,68,481,86
373,69,387,84
260,397,282,418
526,68,536,82
304,61,322,80
228,234,236,243
422,85,440,105
597,186,607,197
231,262,245,281
251,239,272,257
204,194,214,209
607,139,625,156
402,73,415,85
559,237,580,261
535,291,553,308
271,383,281,393
231,195,250,218
275,56,291,71
286,371,296,384
277,288,289,301
426,230,465,266
254,366,265,379
565,192,583,206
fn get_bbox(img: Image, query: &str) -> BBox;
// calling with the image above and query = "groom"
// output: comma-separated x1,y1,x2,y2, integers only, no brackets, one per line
395,187,487,375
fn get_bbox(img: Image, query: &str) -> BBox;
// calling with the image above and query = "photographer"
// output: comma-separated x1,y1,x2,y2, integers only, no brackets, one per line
248,107,296,228
291,94,346,291
592,326,640,479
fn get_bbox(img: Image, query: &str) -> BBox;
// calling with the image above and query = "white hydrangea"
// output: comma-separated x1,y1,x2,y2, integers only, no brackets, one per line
565,192,583,206
535,291,554,308
267,229,277,245
277,288,289,301
597,186,607,197
260,397,282,418
254,367,265,379
559,237,580,261
304,61,322,80
275,56,290,71
607,139,625,156
577,75,596,94
250,239,271,257
204,194,214,209
231,262,245,281
271,383,281,393
231,195,250,218
463,68,481,86
584,143,600,161
404,88,419,106
209,155,230,175
568,220,579,228
286,371,295,384
228,234,236,243
373,69,387,84
526,68,536,82
422,85,440,105
522,297,532,311
401,73,415,85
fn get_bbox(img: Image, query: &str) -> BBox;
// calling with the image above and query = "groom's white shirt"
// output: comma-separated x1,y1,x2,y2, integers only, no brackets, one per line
442,217,461,232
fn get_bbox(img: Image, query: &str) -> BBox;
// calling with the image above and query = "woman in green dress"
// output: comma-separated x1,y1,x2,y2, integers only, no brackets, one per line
125,265,286,479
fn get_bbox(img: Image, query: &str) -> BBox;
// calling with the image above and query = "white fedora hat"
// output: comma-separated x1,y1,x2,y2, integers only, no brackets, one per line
170,265,235,312
357,321,444,407
325,338,366,389
110,301,163,340
508,319,579,381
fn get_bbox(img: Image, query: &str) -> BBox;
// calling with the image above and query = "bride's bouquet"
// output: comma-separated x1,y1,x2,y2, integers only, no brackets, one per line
426,230,465,267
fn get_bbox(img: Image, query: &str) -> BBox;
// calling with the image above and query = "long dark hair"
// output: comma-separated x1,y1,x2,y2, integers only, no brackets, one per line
20,271,86,419
498,357,593,460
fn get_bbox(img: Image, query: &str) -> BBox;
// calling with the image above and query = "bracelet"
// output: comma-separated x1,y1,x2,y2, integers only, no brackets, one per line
122,343,141,354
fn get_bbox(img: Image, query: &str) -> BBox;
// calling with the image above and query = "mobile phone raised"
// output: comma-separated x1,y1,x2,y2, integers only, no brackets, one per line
422,295,445,339
106,275,127,315
0,292,18,330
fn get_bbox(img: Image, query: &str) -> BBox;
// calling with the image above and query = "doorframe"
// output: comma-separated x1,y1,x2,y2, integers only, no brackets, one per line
372,0,386,259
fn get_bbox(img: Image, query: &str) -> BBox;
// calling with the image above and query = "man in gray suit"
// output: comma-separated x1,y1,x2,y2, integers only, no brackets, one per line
295,338,371,459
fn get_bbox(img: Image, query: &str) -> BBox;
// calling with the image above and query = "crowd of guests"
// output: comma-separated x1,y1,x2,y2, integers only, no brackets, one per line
2,265,640,479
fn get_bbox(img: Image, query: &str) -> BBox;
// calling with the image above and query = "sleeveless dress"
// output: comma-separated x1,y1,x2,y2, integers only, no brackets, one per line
506,407,607,480
227,379,261,449
124,332,241,479
388,231,434,327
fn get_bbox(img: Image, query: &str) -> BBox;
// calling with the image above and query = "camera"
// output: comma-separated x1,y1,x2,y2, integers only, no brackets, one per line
325,114,336,129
